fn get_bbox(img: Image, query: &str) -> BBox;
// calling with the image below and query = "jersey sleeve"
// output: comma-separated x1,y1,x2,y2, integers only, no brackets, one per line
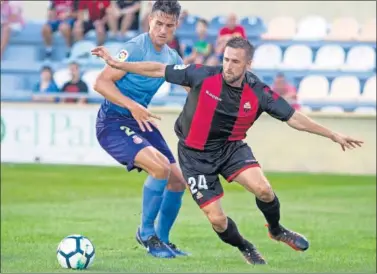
164,64,206,87
115,42,144,63
259,83,295,121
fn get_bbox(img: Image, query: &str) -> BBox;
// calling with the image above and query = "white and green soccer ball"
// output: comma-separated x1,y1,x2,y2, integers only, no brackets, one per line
56,235,95,270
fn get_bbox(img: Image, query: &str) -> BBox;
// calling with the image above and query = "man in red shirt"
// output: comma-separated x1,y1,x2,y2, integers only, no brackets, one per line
42,0,78,59
219,13,246,39
73,0,111,46
215,13,246,58
272,73,301,110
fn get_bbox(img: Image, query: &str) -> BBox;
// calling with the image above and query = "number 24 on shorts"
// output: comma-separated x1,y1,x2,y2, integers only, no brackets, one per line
187,175,208,194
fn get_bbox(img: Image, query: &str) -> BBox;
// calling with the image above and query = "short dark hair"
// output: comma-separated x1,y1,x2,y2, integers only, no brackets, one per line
225,37,255,61
40,65,53,73
152,0,181,19
197,18,208,26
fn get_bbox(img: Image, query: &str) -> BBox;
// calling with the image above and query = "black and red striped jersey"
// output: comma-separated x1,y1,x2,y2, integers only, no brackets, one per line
164,64,295,151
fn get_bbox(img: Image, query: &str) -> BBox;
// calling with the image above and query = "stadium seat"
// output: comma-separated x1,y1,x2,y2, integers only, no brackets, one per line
1,74,25,91
298,75,329,101
2,45,39,63
208,16,226,35
357,18,376,42
53,68,71,89
261,16,296,40
82,70,102,97
300,105,313,113
240,16,267,37
311,45,345,70
67,40,96,63
342,46,376,71
279,45,313,70
325,17,359,41
353,107,376,114
177,15,199,35
320,106,345,113
294,15,328,40
91,41,123,64
359,76,376,102
252,44,282,69
328,76,360,102
154,81,171,99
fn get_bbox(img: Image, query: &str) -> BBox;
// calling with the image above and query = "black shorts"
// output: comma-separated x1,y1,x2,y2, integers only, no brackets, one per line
178,141,260,208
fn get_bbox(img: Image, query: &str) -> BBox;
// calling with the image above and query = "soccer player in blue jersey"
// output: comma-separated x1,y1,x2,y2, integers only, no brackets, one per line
93,0,189,259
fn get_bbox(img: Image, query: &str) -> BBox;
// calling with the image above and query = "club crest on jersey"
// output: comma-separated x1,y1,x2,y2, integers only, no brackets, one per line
117,50,129,62
243,102,251,113
133,135,143,144
173,64,189,70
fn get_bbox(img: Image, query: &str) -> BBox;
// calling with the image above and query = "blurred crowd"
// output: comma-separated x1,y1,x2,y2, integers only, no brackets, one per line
1,0,300,108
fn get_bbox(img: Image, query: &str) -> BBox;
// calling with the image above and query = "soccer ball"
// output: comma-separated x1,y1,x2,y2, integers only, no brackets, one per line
56,235,95,269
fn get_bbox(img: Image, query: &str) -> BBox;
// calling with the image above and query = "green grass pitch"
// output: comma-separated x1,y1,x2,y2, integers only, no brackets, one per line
1,163,376,273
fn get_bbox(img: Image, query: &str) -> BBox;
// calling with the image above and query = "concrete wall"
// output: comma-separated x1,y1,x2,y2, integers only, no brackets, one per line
21,1,376,23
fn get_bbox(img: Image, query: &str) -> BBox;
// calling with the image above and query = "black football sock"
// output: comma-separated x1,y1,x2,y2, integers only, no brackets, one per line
256,194,281,235
214,217,246,249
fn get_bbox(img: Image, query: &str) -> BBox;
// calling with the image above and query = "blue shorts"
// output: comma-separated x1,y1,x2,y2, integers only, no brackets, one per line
96,116,176,172
48,18,75,32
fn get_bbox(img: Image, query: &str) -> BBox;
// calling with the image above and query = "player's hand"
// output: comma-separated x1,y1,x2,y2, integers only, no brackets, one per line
331,132,364,151
91,46,120,69
129,103,161,132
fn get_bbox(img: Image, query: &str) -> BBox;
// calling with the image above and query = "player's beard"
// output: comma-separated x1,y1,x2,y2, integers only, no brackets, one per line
223,72,243,85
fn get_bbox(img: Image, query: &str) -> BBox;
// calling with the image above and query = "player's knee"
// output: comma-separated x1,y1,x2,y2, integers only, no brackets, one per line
166,172,186,192
207,211,227,231
255,182,274,202
149,161,170,179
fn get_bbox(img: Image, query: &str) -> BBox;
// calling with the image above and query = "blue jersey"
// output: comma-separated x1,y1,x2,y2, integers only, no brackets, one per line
99,33,183,118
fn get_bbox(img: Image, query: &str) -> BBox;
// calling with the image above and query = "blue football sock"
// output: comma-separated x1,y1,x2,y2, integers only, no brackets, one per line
140,175,168,241
156,189,184,243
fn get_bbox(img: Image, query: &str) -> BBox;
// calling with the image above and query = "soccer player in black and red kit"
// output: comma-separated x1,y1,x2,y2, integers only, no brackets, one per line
92,37,364,264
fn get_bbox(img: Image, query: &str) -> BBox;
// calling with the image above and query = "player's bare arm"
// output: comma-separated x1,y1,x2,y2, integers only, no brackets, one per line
92,46,191,92
92,46,166,77
286,111,364,151
94,61,161,132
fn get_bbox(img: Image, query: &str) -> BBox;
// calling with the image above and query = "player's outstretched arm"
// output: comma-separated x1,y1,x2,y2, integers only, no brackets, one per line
286,111,364,151
91,46,166,78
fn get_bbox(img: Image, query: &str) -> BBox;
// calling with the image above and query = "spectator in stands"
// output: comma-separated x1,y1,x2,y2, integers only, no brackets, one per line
272,73,301,110
168,35,183,58
73,0,110,46
183,19,212,64
141,0,153,32
61,62,88,104
42,0,78,59
106,0,141,39
218,13,246,40
1,0,24,59
205,55,220,66
32,66,60,102
214,13,246,60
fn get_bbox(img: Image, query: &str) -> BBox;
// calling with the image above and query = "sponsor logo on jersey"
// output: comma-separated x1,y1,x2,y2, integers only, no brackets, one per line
117,49,128,62
196,192,203,199
173,64,189,70
205,90,222,101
